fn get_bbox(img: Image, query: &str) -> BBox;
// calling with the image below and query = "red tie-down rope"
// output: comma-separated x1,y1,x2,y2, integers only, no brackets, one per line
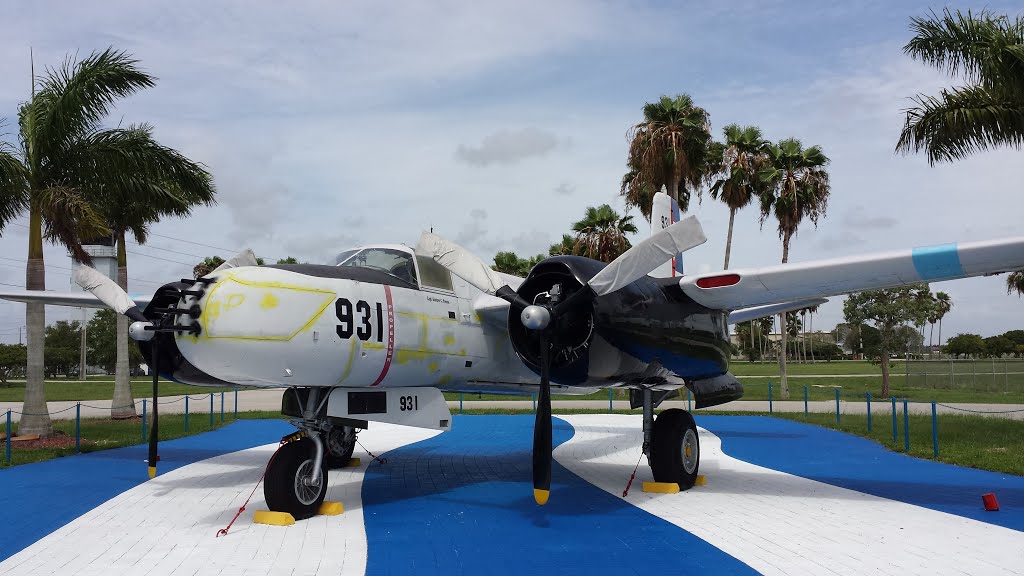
621,449,645,498
216,439,286,537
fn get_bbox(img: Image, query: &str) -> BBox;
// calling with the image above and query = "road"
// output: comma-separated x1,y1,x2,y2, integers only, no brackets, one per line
2,389,1022,423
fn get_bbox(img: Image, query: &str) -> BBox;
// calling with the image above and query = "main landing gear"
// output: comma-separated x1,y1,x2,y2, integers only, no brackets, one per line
264,388,361,519
640,389,700,489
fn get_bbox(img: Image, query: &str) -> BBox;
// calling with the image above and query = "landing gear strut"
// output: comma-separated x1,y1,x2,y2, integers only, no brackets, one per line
642,389,700,490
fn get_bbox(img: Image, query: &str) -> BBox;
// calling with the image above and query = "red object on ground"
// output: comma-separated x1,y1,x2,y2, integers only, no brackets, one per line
982,493,1000,511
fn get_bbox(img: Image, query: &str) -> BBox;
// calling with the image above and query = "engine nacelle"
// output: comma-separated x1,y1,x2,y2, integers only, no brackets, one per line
507,257,600,385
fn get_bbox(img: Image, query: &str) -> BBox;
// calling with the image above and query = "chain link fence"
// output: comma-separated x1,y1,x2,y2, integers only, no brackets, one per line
904,359,1024,392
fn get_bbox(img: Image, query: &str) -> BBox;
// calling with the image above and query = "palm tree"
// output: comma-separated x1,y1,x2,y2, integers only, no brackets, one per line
896,9,1024,164
934,291,952,356
97,146,215,419
759,138,831,397
571,204,637,263
710,124,770,269
622,94,715,219
0,49,169,435
548,234,577,257
1007,271,1024,296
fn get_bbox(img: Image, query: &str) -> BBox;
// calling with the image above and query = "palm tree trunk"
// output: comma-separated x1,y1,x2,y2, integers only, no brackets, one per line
937,319,943,357
929,323,935,359
666,178,681,210
111,232,137,419
20,204,52,436
778,230,792,398
723,208,736,269
809,312,816,363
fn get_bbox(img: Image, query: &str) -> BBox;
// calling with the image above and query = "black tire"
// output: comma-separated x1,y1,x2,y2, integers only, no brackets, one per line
649,408,700,490
323,425,357,469
264,438,327,520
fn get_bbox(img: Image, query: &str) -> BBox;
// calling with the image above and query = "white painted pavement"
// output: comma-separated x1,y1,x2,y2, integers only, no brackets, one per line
554,414,1024,576
0,423,440,576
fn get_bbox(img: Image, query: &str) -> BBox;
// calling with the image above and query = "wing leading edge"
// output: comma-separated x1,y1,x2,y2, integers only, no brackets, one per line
681,236,1024,310
0,290,153,310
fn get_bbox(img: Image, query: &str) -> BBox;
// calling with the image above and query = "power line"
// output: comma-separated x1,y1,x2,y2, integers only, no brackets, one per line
0,255,164,286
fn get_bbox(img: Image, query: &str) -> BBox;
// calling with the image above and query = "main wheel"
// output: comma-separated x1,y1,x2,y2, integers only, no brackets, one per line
323,425,357,469
649,408,700,490
264,438,327,520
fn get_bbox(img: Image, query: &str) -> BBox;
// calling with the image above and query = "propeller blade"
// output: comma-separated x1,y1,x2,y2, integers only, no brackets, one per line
73,265,148,322
415,232,507,295
211,248,259,274
587,215,706,297
148,339,159,478
532,331,552,505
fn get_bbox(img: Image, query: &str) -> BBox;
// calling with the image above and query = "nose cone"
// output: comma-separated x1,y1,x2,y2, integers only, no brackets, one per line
521,305,551,330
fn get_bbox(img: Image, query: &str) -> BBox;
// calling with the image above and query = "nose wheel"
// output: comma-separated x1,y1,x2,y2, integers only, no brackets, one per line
264,437,327,520
649,408,700,490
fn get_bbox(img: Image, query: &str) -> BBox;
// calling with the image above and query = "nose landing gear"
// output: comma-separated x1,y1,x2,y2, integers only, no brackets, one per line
264,437,328,520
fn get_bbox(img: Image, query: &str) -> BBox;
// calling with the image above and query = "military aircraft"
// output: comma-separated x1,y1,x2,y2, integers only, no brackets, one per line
3,192,1023,520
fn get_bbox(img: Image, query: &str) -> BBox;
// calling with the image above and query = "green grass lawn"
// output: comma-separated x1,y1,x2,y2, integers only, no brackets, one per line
2,408,1020,477
0,380,243,403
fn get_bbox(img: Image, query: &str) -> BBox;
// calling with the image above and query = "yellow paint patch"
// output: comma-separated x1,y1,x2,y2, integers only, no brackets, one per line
318,501,344,516
427,362,439,372
225,293,246,309
443,333,456,346
259,292,280,310
642,481,680,494
363,341,386,351
395,348,433,365
253,511,295,526
336,338,357,385
438,374,452,385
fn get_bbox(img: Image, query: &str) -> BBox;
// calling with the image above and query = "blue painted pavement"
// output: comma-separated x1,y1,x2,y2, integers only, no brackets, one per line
361,415,756,576
0,419,293,561
698,415,1024,532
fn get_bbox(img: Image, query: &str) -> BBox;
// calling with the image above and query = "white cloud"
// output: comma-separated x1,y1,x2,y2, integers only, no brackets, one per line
456,128,560,167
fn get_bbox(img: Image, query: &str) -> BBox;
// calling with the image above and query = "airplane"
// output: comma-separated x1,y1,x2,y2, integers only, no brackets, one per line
2,191,1023,521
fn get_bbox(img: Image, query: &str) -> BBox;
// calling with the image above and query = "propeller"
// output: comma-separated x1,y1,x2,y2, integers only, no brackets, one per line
74,265,161,477
418,216,707,505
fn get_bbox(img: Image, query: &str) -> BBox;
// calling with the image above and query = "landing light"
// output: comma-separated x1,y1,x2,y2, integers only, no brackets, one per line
695,274,740,289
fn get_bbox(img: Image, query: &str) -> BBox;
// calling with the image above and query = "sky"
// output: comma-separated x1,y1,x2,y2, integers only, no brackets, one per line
0,0,1022,345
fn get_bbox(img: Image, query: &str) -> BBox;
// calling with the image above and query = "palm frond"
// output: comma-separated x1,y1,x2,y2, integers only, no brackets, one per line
896,85,1024,164
905,9,1024,92
1007,269,1024,296
0,140,29,230
37,185,110,262
33,48,155,159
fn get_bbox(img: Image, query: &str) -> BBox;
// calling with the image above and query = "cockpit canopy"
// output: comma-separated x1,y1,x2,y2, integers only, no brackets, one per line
334,245,454,292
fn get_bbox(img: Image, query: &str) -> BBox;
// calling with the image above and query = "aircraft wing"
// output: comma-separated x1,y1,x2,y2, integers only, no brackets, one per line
727,298,828,324
680,237,1024,310
0,290,153,310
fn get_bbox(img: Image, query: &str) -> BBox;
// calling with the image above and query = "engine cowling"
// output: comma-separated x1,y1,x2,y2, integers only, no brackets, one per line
507,257,601,385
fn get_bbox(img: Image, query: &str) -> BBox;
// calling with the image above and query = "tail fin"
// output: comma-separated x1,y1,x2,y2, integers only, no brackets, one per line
649,192,683,277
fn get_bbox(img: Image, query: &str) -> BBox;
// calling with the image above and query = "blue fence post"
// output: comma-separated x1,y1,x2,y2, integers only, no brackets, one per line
835,388,841,425
75,403,81,454
866,392,872,432
931,400,938,458
142,399,147,442
803,385,808,416
608,389,613,412
903,398,910,453
233,386,238,419
5,410,11,465
459,392,463,415
220,392,224,423
768,381,773,414
891,397,897,445
687,388,692,411
209,393,214,428
185,396,190,433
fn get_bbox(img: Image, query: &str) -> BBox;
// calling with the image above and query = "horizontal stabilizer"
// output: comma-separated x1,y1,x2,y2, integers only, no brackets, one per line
728,298,828,324
681,236,1024,310
0,290,153,310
